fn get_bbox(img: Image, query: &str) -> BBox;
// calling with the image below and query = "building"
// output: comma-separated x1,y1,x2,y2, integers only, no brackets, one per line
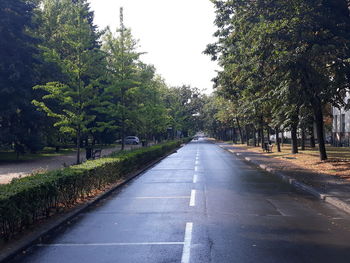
332,94,350,146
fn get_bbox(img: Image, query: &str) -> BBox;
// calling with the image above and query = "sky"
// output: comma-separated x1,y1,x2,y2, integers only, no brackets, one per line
88,0,218,94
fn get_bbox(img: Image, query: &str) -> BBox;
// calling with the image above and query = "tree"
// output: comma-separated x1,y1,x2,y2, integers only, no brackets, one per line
206,0,350,160
133,65,169,142
0,0,44,154
101,10,141,150
164,85,204,138
33,0,103,163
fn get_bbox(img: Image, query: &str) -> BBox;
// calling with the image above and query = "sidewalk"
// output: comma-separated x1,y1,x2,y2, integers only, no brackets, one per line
0,145,140,184
216,142,350,214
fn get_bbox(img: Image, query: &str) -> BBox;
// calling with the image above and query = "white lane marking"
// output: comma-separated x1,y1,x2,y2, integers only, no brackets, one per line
189,190,196,207
135,196,190,199
38,242,184,247
193,174,198,183
195,160,199,166
194,166,198,172
181,222,193,263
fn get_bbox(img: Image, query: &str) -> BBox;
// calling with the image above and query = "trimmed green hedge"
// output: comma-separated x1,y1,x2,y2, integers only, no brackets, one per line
0,139,188,241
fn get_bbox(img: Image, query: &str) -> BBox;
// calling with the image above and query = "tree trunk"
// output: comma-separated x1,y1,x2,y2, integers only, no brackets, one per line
77,129,81,164
281,129,285,147
245,125,249,146
312,102,328,160
291,123,298,154
275,127,281,152
236,117,244,144
232,128,237,144
260,117,264,149
232,128,236,143
121,120,125,150
290,111,299,154
253,127,257,147
301,65,327,160
309,126,316,148
301,128,306,150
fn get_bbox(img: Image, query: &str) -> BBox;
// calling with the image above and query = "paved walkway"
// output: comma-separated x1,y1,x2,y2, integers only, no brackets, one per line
216,142,350,214
0,145,140,184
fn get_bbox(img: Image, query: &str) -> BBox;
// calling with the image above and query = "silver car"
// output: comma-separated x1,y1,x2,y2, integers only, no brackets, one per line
124,136,140,145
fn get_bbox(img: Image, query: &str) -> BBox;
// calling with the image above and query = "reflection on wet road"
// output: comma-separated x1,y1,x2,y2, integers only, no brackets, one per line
10,139,350,263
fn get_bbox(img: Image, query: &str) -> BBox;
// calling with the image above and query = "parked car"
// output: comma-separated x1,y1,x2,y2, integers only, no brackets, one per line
124,136,140,145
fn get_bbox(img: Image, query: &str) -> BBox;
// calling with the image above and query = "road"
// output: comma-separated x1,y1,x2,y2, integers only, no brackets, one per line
9,139,350,263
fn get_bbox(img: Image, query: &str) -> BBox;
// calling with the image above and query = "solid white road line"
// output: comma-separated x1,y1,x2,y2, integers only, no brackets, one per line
181,222,193,263
135,196,190,199
189,190,196,207
37,242,184,247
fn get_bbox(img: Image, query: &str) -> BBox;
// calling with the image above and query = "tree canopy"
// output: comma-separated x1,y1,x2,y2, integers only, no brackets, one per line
0,0,203,162
205,0,350,160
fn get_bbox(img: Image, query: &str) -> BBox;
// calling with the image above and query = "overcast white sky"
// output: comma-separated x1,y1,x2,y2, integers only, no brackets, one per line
88,0,218,94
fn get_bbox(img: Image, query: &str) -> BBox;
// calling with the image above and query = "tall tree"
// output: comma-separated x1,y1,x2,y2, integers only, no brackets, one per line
206,0,350,160
133,65,169,142
164,85,204,138
0,0,43,154
33,0,103,163
101,9,141,150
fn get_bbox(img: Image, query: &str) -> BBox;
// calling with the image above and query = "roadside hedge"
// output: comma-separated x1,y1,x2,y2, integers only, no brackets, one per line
0,139,190,241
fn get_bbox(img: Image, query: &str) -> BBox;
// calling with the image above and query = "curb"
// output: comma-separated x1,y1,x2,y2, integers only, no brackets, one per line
0,146,182,263
218,144,350,215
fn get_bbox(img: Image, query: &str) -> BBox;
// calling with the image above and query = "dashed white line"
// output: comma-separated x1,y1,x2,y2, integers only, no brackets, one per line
193,174,198,183
195,160,199,166
181,222,193,263
194,166,198,172
135,196,190,199
189,190,196,207
37,242,184,247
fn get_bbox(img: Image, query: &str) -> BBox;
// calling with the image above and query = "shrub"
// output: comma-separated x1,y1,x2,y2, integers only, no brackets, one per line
0,139,187,241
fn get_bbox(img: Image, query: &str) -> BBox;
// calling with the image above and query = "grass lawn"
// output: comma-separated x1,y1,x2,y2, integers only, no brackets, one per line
227,142,350,180
0,147,76,163
0,144,121,163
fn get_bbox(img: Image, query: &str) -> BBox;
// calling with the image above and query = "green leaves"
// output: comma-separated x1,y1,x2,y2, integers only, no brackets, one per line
207,0,350,159
2,0,202,157
31,0,104,162
0,0,42,151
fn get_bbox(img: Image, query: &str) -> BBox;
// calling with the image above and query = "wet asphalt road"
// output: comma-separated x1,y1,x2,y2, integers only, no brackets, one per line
10,139,350,263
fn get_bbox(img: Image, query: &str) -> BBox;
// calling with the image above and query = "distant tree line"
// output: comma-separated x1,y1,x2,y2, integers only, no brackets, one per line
204,0,350,160
0,0,204,163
